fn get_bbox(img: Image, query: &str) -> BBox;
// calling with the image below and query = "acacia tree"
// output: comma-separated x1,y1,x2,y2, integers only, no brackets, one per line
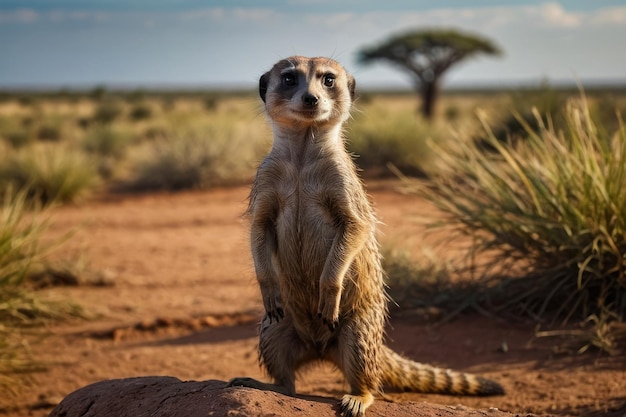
358,29,501,120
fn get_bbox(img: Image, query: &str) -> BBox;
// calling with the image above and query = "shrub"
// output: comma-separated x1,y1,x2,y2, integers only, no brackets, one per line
406,96,626,352
5,131,34,148
89,85,107,100
36,117,63,142
0,117,33,148
92,98,123,124
129,102,153,121
17,95,34,107
346,106,439,177
0,145,99,204
127,132,250,191
83,126,134,179
83,125,132,159
444,104,460,121
76,116,91,130
383,246,457,313
492,86,566,143
203,96,219,111
143,124,171,140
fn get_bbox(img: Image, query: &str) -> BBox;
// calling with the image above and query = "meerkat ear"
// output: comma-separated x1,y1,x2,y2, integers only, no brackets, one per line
259,72,270,103
347,75,356,102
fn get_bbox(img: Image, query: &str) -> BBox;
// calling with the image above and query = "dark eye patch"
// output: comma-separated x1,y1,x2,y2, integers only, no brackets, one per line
282,73,297,87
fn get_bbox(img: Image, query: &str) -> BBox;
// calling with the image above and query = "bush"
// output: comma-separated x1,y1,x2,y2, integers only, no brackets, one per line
203,96,219,111
83,125,133,159
346,107,438,177
407,96,626,352
36,117,63,141
492,86,567,143
383,246,457,313
89,85,107,100
129,102,153,121
92,98,123,124
0,145,99,204
127,133,247,191
0,117,33,148
5,131,34,148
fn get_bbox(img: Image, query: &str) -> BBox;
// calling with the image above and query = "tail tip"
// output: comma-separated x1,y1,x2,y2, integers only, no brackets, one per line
477,377,505,396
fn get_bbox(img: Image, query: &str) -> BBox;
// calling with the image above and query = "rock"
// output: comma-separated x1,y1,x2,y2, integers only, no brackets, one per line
49,376,528,417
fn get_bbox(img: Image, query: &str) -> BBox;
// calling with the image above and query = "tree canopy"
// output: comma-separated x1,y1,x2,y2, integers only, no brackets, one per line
358,29,502,119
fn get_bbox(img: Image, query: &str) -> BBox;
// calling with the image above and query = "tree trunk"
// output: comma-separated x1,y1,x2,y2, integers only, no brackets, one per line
419,80,439,121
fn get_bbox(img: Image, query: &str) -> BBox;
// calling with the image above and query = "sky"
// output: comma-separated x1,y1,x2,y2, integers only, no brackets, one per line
1,1,625,89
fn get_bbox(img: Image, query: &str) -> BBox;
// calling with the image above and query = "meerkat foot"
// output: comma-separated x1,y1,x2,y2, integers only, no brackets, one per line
339,392,374,417
227,377,293,396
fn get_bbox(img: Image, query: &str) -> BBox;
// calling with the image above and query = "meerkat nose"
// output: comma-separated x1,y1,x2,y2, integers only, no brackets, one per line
302,93,319,107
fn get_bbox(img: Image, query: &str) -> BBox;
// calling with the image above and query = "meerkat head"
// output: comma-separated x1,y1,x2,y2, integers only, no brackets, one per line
259,56,356,129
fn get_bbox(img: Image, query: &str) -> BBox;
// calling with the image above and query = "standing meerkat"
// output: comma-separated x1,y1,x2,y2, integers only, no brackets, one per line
228,56,504,417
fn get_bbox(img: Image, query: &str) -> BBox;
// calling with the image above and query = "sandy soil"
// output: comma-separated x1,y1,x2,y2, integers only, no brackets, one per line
2,183,625,416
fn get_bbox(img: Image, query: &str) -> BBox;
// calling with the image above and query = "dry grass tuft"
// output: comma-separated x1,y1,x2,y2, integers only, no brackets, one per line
400,94,626,352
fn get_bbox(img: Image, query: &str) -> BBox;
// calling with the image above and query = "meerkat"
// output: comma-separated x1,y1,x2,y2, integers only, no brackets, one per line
228,56,504,417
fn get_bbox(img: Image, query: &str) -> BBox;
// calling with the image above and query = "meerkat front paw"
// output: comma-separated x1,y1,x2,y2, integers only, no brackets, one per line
262,288,284,323
317,283,341,330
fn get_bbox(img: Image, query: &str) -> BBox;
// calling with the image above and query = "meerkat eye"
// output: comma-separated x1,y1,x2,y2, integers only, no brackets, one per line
282,73,297,87
323,74,336,88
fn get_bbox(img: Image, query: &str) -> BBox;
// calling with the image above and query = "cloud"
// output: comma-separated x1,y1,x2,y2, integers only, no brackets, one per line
178,8,226,21
0,8,116,24
0,8,39,23
1,2,624,31
178,7,279,23
47,10,112,22
590,6,626,25
529,2,582,28
232,7,280,22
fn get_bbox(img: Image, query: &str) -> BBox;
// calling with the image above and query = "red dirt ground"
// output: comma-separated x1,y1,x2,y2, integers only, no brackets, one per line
2,183,625,416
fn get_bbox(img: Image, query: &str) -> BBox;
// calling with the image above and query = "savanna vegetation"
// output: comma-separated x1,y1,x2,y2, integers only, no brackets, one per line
1,84,626,388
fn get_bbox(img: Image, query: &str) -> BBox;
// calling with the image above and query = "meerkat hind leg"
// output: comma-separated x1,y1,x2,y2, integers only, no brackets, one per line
334,327,380,417
229,316,313,397
227,377,293,396
339,392,374,417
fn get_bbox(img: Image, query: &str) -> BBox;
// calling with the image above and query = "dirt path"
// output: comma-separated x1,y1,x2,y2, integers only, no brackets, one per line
3,183,625,416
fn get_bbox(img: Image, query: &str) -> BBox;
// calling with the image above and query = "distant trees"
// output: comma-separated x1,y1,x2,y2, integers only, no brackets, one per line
358,29,501,120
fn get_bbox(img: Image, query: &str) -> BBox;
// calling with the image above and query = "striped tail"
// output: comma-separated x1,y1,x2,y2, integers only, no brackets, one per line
379,345,505,396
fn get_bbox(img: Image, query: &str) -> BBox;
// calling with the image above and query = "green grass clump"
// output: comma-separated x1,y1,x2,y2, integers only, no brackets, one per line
406,96,626,351
0,189,82,387
0,145,99,204
0,190,45,288
1,190,51,381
